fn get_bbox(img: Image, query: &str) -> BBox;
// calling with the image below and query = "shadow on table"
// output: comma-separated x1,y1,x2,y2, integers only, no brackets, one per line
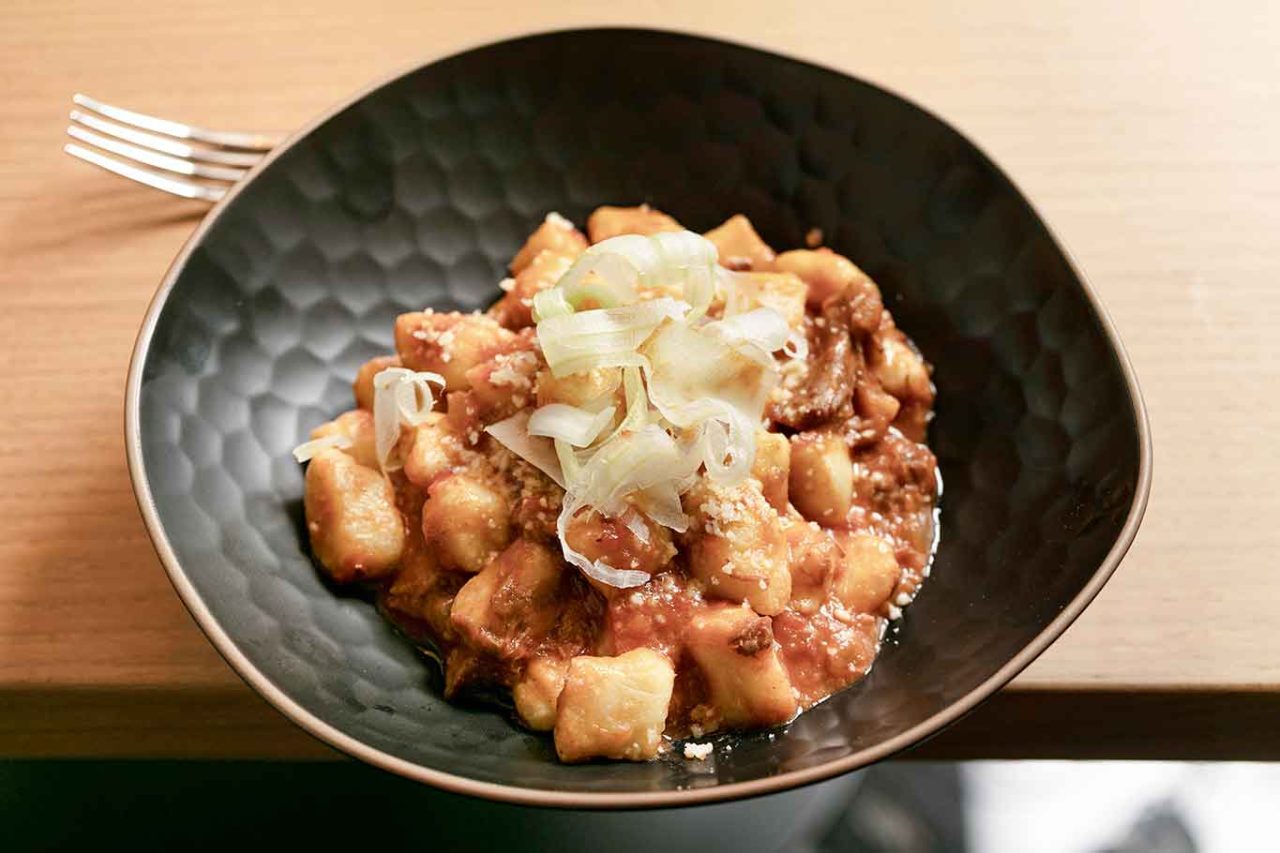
5,759,1246,852
0,759,866,853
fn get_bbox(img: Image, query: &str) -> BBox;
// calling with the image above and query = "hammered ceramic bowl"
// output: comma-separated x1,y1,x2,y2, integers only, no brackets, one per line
126,28,1151,807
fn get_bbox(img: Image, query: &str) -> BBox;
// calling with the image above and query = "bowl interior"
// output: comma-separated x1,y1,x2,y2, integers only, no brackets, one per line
133,28,1145,803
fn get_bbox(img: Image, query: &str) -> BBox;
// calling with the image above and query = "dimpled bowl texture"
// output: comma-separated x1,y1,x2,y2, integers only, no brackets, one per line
127,28,1150,807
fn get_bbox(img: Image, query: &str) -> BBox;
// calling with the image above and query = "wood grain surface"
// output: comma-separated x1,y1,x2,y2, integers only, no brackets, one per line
1,0,1277,759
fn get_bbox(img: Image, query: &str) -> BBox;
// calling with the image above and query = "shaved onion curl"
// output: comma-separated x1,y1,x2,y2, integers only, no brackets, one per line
640,319,778,482
554,230,720,319
498,227,795,588
527,403,617,448
291,434,353,463
536,298,685,377
371,367,446,471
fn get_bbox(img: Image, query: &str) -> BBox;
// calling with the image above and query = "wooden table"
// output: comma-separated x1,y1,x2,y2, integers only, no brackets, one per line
2,0,1277,762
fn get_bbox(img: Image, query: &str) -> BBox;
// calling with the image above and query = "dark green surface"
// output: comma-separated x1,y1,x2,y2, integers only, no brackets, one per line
0,760,868,852
2,760,516,850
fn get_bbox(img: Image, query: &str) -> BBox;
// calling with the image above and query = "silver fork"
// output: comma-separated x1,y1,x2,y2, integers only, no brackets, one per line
63,94,283,202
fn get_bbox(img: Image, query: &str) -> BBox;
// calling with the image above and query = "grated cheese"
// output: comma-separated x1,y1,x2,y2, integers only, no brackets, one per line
546,211,574,230
488,350,538,390
683,742,713,761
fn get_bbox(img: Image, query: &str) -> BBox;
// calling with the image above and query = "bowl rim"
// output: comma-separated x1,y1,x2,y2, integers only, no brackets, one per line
123,25,1153,809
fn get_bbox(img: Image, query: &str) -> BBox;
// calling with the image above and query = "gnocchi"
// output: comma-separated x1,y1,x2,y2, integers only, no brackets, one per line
684,479,791,616
398,412,473,488
535,366,622,409
303,449,404,583
421,471,512,573
554,648,675,762
491,250,578,330
393,310,516,391
750,430,791,513
310,409,379,471
510,212,588,275
831,532,900,613
586,204,682,243
774,248,875,311
514,657,569,731
788,432,854,524
686,605,798,728
704,214,776,271
728,272,807,330
293,206,937,762
353,355,399,411
563,509,676,591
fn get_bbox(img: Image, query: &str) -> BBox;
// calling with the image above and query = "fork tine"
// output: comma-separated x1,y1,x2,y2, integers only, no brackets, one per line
64,143,226,202
66,125,249,182
70,110,262,167
72,93,280,152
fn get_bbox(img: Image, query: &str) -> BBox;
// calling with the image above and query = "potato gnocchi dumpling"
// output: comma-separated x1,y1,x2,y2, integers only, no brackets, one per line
509,211,588,275
788,432,854,524
750,430,791,513
295,206,937,762
398,413,474,488
563,510,676,590
728,272,808,329
684,479,791,616
394,310,516,390
686,604,798,728
303,449,405,583
586,204,682,243
554,647,675,762
535,366,622,410
353,355,399,411
774,247,875,310
421,471,513,573
703,214,776,271
832,532,901,613
514,657,569,732
310,409,379,471
492,250,579,330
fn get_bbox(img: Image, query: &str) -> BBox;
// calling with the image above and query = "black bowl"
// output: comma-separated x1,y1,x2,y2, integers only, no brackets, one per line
126,28,1151,807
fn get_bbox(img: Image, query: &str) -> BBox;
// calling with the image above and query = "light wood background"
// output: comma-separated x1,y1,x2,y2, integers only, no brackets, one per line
2,0,1277,759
